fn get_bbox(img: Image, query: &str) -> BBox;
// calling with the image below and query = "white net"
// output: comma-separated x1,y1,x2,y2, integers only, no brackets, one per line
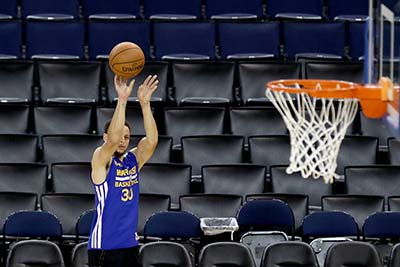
266,86,359,184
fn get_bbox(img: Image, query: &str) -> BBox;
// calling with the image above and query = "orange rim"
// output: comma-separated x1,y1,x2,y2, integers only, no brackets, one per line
266,79,394,119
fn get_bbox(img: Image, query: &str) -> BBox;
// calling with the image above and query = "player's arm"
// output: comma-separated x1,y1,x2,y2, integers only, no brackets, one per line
131,75,159,170
91,76,135,184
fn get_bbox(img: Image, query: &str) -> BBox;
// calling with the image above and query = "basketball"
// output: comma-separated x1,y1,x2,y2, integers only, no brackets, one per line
109,42,145,78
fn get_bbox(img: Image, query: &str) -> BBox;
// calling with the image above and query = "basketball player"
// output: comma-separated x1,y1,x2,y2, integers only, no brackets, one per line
88,74,159,267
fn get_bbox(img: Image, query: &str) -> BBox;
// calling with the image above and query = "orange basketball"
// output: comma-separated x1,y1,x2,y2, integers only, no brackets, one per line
109,42,145,78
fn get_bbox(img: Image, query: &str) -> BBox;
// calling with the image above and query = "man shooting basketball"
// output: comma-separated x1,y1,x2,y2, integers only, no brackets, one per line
88,74,159,267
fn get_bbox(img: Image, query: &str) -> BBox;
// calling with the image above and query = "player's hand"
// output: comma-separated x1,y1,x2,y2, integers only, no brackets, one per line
138,75,159,106
114,75,135,101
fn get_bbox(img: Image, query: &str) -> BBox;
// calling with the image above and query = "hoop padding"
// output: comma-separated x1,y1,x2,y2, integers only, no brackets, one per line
266,81,359,184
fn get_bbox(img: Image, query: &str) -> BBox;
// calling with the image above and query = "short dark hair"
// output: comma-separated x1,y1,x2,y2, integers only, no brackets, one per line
104,120,131,134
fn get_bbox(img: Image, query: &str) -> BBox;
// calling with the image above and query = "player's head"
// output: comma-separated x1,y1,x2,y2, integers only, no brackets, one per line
103,120,131,157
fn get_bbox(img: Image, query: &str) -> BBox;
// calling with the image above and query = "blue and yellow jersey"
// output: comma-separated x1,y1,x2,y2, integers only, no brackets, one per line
88,151,139,250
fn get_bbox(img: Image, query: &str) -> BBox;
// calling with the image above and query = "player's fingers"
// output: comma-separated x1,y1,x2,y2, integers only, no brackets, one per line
143,75,152,86
128,79,135,89
149,75,158,85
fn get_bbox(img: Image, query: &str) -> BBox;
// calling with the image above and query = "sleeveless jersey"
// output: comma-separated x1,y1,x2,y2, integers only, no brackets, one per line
88,151,139,250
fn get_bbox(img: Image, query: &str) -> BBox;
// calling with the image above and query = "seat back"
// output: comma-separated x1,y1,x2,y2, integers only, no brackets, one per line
217,22,279,59
81,0,140,18
38,62,101,104
88,21,150,59
42,135,103,165
182,135,244,176
164,107,225,146
172,62,235,105
140,163,191,209
71,242,88,267
247,194,308,232
21,0,79,17
345,166,400,198
261,241,318,267
0,135,38,163
180,194,242,218
327,0,369,20
283,22,345,59
0,163,47,195
267,0,323,17
239,62,301,104
153,22,215,60
230,109,287,139
0,61,33,102
324,241,383,267
205,0,263,18
41,193,94,236
248,135,290,173
0,21,21,58
199,242,255,267
4,210,62,238
303,211,359,238
270,166,332,208
337,136,378,176
143,0,201,18
34,106,92,135
144,211,201,239
0,105,29,134
305,62,364,83
6,240,64,267
26,20,84,59
140,241,192,267
202,164,266,198
0,0,18,17
51,163,92,194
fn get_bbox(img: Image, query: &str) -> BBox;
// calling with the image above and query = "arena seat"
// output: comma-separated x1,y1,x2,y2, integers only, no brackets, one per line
0,20,21,59
88,20,150,60
143,0,201,20
0,0,18,18
26,20,85,59
81,0,139,19
140,163,191,209
268,0,323,20
96,107,145,135
204,0,263,20
153,22,215,60
199,242,255,267
138,194,170,236
0,105,29,134
51,163,92,194
21,0,79,19
0,135,39,163
140,241,193,267
0,61,33,103
217,22,279,60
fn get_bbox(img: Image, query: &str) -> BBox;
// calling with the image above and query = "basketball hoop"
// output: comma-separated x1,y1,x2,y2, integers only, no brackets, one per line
266,78,395,184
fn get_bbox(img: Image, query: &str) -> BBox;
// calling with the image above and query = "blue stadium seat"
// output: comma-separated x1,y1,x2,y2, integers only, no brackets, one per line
26,20,85,59
267,0,323,20
153,22,215,60
348,21,365,60
144,211,202,239
0,0,18,19
363,212,400,239
81,0,140,19
217,22,279,60
21,0,79,19
237,199,295,236
76,209,94,241
303,211,359,238
88,20,150,60
283,22,346,60
143,0,202,20
4,211,62,238
204,0,263,20
327,0,368,21
0,20,21,59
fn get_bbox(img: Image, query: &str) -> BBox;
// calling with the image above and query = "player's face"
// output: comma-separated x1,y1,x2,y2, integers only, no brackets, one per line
116,126,130,154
